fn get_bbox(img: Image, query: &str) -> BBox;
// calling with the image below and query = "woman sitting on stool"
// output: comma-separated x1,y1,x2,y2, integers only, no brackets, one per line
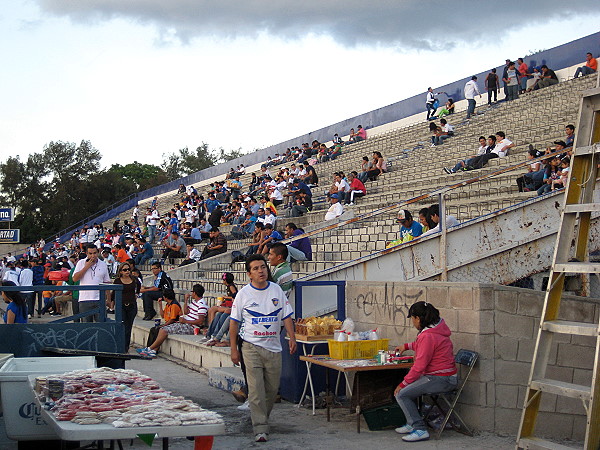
393,301,458,442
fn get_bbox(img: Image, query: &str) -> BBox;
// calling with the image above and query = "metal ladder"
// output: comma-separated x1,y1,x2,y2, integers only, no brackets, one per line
516,82,600,450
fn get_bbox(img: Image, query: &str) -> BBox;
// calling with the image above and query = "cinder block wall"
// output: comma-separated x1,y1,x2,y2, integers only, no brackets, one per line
345,281,600,440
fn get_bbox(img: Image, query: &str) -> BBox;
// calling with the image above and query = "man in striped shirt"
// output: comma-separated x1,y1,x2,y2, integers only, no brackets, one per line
267,243,293,297
138,284,207,358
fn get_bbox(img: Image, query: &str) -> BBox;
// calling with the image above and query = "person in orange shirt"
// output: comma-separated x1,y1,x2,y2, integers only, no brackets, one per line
114,244,130,263
157,289,182,324
574,52,597,78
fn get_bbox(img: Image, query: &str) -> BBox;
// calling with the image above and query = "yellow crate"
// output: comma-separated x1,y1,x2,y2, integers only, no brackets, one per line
328,339,390,360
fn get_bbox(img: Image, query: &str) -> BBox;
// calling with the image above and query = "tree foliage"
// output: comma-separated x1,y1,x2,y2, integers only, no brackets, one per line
0,139,247,244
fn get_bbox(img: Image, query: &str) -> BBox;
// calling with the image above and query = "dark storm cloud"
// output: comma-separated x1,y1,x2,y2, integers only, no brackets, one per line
36,0,600,49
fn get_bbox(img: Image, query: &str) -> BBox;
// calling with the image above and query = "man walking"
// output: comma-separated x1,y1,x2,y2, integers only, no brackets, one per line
464,76,481,120
229,254,296,443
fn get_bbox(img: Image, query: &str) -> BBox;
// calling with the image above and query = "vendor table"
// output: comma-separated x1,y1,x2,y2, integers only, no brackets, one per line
28,375,225,449
289,337,329,415
299,355,412,433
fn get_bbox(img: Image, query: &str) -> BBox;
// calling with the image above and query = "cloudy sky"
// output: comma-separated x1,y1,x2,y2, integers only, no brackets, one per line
1,1,599,168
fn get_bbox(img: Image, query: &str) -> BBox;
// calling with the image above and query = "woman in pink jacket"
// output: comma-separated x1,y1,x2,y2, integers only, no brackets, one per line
393,301,457,442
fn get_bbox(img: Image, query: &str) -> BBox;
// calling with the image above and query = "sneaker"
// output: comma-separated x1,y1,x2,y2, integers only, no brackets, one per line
443,167,451,174
395,424,414,434
430,143,436,148
237,400,250,411
198,336,211,343
348,202,354,206
402,429,430,442
139,348,157,358
28,314,32,319
254,433,268,442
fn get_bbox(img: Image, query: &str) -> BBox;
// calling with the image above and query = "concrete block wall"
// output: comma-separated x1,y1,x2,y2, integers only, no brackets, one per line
344,281,600,440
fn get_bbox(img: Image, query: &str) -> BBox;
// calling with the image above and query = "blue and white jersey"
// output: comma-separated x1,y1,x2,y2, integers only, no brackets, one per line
230,281,293,353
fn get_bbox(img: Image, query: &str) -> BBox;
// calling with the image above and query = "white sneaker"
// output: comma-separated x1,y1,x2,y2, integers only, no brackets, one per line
237,400,250,411
348,202,354,206
430,143,436,148
255,433,268,442
395,424,414,434
402,429,430,442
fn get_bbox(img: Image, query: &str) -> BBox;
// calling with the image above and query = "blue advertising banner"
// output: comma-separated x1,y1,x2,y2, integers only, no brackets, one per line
0,229,19,243
0,208,14,222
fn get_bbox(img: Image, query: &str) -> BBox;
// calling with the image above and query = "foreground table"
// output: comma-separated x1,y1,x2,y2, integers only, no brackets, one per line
299,355,412,433
29,375,225,449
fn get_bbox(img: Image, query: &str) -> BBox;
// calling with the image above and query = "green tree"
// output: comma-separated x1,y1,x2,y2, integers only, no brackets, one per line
108,162,168,190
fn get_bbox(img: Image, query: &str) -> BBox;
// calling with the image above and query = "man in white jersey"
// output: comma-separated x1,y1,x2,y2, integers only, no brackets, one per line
230,254,296,443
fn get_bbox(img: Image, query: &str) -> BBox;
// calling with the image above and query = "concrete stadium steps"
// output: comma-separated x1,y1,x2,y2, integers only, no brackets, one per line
109,73,594,303
131,318,232,368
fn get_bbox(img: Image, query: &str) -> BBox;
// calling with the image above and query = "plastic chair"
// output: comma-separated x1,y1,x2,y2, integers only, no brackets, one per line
422,348,479,440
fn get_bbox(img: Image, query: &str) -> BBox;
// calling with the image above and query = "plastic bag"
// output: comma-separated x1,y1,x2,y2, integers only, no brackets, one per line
340,317,355,333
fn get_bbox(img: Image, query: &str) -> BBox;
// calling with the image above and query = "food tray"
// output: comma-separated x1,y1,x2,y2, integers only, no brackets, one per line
328,339,389,360
294,333,333,342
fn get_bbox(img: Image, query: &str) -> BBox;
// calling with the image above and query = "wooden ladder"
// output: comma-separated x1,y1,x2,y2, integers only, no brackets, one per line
516,83,600,450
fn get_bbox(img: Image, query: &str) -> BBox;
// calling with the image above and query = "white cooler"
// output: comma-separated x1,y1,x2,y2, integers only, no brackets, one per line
0,356,95,441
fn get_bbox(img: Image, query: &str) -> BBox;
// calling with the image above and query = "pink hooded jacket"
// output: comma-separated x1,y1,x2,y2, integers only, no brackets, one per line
400,319,457,388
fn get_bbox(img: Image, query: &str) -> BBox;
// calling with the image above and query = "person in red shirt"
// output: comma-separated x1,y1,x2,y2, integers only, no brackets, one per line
517,57,529,94
345,171,366,206
574,52,598,78
393,301,458,442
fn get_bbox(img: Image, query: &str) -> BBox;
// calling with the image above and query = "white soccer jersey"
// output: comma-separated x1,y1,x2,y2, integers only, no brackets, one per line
230,281,293,353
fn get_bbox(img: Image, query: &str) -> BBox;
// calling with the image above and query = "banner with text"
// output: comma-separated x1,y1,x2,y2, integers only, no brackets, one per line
0,229,19,243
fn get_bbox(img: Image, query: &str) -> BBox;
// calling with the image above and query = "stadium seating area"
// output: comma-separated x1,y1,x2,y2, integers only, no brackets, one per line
111,74,596,318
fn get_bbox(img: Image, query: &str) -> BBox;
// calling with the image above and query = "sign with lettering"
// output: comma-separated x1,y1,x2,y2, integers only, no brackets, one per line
0,208,14,222
0,229,19,243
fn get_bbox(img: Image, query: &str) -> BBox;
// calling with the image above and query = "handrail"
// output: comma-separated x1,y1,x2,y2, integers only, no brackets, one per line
281,148,567,246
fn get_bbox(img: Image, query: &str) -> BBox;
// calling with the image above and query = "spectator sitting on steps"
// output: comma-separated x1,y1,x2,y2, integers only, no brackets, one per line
537,65,558,89
324,194,344,221
200,228,227,260
444,136,487,174
421,204,459,237
137,286,207,358
574,52,597,78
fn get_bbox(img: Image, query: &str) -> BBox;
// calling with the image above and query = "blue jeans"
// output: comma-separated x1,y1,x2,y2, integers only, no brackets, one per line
426,102,436,120
208,312,230,338
452,157,475,172
466,99,476,119
574,66,595,78
395,375,458,431
214,314,231,341
135,252,153,266
148,225,157,244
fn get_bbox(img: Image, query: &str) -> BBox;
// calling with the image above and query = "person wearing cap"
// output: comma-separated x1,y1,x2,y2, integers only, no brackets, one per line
397,210,423,241
464,76,481,120
324,194,344,221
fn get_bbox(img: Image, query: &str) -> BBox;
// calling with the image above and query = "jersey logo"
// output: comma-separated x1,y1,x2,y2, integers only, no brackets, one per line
246,307,282,329
272,298,279,306
248,302,259,307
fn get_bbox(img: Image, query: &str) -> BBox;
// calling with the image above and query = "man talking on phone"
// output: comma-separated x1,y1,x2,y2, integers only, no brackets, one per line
73,243,111,322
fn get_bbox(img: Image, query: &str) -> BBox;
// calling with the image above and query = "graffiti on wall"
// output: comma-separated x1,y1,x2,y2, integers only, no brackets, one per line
351,283,423,335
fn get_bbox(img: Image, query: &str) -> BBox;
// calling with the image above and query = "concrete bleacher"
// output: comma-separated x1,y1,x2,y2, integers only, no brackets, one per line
117,73,599,371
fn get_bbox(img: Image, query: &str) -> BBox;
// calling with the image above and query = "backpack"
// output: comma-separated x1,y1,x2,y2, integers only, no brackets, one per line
146,326,160,347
